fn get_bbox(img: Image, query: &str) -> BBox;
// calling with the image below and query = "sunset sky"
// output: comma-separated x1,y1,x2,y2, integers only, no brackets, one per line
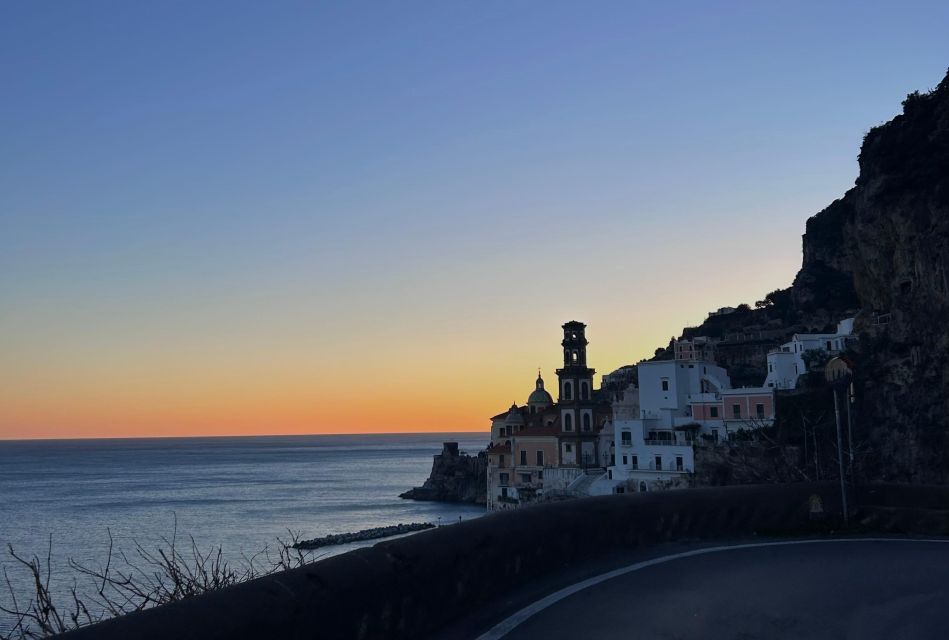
2,2,948,439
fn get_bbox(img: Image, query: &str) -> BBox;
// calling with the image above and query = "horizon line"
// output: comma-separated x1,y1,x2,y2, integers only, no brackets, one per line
0,429,491,444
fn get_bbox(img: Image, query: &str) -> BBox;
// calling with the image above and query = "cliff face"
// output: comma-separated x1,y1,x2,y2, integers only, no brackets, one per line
400,442,487,505
797,70,949,482
675,68,949,483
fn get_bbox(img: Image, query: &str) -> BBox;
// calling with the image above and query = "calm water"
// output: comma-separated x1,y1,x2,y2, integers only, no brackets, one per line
0,433,486,631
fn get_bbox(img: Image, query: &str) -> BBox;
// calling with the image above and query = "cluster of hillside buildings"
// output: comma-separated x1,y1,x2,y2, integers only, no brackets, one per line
486,319,855,511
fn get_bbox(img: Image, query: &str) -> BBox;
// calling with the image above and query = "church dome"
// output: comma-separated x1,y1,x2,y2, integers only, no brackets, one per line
527,370,553,408
528,387,553,405
504,404,525,425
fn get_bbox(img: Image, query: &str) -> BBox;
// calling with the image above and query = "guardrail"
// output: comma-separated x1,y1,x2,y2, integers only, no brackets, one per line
60,483,949,640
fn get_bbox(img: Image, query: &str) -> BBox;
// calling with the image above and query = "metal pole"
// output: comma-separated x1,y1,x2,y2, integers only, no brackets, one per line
846,379,854,478
833,387,849,525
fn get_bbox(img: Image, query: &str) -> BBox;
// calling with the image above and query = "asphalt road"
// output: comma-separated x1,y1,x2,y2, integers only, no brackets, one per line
474,539,949,640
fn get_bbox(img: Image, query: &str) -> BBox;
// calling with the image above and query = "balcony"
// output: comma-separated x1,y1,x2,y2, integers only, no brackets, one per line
647,461,689,473
643,436,693,447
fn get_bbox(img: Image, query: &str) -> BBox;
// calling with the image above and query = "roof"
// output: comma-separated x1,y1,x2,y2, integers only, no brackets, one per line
486,443,511,455
512,423,560,438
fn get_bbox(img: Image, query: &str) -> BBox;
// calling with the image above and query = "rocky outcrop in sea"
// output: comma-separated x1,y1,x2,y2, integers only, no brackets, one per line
400,442,487,505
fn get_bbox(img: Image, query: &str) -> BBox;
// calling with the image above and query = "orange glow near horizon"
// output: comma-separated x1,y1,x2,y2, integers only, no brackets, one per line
1,250,800,440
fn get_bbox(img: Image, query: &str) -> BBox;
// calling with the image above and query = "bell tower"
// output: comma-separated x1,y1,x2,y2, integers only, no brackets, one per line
557,321,595,403
556,321,597,466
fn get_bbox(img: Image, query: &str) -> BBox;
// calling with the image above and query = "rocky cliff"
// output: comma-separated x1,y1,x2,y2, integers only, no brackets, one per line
400,442,487,505
678,67,949,483
802,69,949,482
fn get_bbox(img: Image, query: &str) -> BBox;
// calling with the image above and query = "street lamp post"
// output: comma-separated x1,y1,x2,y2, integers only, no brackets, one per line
846,379,854,478
825,357,855,526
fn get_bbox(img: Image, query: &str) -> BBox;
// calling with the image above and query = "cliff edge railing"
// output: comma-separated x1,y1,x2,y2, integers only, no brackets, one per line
60,483,949,640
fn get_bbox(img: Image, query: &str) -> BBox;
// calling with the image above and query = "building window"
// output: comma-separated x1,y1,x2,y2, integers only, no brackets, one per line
520,450,527,465
676,456,683,471
580,381,589,400
654,455,662,471
711,429,719,442
565,443,573,453
769,363,773,372
732,404,741,419
564,413,573,431
756,403,765,419
520,473,531,484
499,454,505,468
639,481,647,492
582,413,592,431
710,406,719,418
501,487,508,498
826,340,832,350
622,455,628,465
571,350,578,363
631,455,638,469
661,379,669,391
500,473,509,486
536,450,544,466
621,431,632,446
563,381,573,400
608,470,613,480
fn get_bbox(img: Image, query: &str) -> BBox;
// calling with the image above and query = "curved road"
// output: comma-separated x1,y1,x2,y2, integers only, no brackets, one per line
476,539,949,640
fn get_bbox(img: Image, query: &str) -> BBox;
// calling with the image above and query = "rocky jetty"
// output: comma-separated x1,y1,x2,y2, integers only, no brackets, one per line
293,522,435,550
400,442,487,505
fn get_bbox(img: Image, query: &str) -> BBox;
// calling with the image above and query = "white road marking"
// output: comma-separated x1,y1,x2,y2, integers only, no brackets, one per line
476,537,949,640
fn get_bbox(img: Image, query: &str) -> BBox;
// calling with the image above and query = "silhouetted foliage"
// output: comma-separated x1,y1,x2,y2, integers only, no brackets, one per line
0,517,320,639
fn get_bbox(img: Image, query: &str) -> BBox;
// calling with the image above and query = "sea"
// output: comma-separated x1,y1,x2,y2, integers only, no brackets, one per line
0,433,487,633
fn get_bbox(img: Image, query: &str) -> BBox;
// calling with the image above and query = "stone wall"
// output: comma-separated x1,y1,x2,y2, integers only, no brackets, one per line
59,483,949,640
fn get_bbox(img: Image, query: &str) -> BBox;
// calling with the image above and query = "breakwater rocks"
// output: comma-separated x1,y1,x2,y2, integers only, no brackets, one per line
292,522,435,550
399,442,487,504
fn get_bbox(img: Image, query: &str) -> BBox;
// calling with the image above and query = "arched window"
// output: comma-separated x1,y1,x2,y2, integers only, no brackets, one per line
582,413,591,431
563,381,573,400
580,381,589,400
564,413,573,431
571,350,579,363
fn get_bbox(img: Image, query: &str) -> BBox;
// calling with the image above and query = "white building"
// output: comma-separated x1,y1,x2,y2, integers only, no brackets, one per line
608,358,775,493
764,318,855,390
